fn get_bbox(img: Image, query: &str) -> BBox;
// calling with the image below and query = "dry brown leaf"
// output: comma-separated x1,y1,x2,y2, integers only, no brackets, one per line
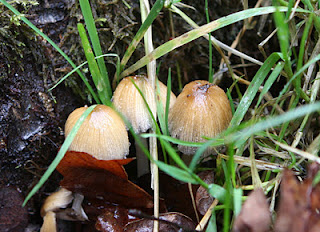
95,206,130,232
60,167,154,209
0,186,28,232
57,151,134,180
196,171,214,215
275,163,320,232
233,188,271,232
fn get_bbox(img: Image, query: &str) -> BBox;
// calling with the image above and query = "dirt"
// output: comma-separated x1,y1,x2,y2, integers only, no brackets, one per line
0,0,277,230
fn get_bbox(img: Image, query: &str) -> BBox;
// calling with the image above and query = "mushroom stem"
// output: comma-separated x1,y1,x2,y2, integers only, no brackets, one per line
135,137,150,177
40,211,57,232
71,193,88,221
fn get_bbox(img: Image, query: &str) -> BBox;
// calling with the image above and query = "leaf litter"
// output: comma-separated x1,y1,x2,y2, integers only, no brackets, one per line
233,162,320,232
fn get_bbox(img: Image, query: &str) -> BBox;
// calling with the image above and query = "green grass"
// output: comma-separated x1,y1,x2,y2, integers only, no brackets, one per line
2,0,320,230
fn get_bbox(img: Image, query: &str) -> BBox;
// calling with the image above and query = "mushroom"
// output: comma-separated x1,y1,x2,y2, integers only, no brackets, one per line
112,75,176,176
41,104,130,231
168,80,232,157
64,104,130,160
112,75,176,134
40,188,73,232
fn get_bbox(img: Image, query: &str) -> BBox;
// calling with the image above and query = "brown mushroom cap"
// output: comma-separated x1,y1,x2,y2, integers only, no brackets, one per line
65,105,129,160
168,80,232,156
112,75,176,133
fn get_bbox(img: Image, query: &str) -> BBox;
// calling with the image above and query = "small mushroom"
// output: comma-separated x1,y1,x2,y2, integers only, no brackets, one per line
168,80,232,157
64,104,130,160
41,105,130,231
112,75,176,176
40,188,73,232
112,75,176,133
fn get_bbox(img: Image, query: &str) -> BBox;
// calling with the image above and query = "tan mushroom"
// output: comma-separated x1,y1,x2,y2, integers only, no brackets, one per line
41,105,130,231
112,75,176,133
64,104,130,160
112,75,176,176
40,188,73,232
168,80,232,157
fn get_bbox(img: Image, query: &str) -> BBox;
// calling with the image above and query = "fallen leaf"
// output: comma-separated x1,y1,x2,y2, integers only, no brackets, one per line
57,151,133,180
274,163,320,232
196,171,214,215
95,206,130,232
60,167,154,209
124,212,196,232
232,188,270,232
0,186,28,232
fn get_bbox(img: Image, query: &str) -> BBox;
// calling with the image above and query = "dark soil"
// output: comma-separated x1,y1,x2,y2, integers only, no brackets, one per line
0,0,276,230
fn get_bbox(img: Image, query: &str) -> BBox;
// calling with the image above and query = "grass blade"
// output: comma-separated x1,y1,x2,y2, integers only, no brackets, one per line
79,0,112,97
165,69,172,135
78,23,111,105
155,160,197,184
256,61,284,108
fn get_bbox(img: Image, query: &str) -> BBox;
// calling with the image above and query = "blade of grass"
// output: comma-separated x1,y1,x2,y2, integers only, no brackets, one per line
165,69,172,135
156,80,167,135
206,211,217,232
79,0,112,97
207,183,227,203
141,133,225,148
155,160,198,184
276,53,320,108
296,15,313,87
0,0,100,103
78,23,111,105
233,188,243,217
285,0,294,19
256,61,285,108
273,5,310,101
205,0,213,83
23,105,97,206
226,88,235,115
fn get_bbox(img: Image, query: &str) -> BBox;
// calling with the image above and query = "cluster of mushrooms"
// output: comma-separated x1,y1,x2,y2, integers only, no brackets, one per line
40,76,232,231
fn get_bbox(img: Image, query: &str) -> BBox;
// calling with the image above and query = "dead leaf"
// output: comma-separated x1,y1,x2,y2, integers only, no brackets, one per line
0,186,28,232
57,151,133,180
274,163,320,232
95,206,130,232
196,171,214,215
60,167,154,209
232,188,270,232
124,212,196,232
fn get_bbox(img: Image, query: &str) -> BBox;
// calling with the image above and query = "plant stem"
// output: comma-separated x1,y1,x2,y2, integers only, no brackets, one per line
140,1,159,231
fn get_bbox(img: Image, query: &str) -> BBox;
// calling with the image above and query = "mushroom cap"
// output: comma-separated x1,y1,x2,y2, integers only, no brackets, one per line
65,105,129,160
168,80,232,156
112,75,176,133
41,188,73,217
